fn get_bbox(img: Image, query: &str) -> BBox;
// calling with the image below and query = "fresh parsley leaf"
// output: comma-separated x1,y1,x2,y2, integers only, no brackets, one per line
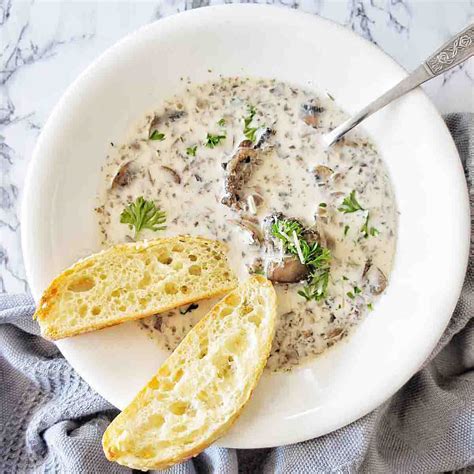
338,190,364,213
271,218,304,254
205,133,226,148
298,268,330,302
120,196,166,239
344,225,350,237
272,216,331,302
186,145,197,157
354,286,361,294
243,105,261,143
179,303,199,315
149,130,165,141
342,275,349,281
361,212,379,238
347,291,355,299
217,118,226,127
367,303,374,311
319,202,327,208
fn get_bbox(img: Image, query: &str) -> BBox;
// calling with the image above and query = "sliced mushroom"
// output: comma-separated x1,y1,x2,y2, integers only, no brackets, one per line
266,256,309,283
228,218,263,244
221,146,260,211
254,127,275,149
111,161,137,188
363,265,387,295
246,193,264,215
313,165,333,184
148,110,186,137
161,166,181,184
301,103,325,128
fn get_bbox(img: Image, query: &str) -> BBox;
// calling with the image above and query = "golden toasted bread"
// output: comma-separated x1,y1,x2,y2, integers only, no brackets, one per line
34,236,237,340
102,275,276,471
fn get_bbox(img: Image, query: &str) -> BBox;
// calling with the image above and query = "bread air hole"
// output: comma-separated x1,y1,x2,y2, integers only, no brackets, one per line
172,243,184,252
159,366,171,377
188,265,202,276
160,380,175,391
224,294,241,307
242,305,253,315
111,288,121,298
139,297,150,307
173,368,184,382
225,333,247,353
78,304,88,317
149,378,160,390
169,401,189,415
158,253,172,265
68,276,95,292
136,446,155,459
172,261,183,271
198,338,208,359
248,312,263,327
164,282,178,295
173,425,186,433
220,307,233,317
180,285,189,294
148,413,165,429
138,272,151,289
214,354,234,379
197,390,221,408
91,306,101,316
188,254,197,262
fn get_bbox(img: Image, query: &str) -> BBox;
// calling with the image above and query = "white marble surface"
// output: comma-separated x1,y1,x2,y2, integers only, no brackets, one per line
1,0,473,294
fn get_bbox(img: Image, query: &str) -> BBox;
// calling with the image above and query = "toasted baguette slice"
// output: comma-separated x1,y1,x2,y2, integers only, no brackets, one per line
102,275,276,470
34,236,237,340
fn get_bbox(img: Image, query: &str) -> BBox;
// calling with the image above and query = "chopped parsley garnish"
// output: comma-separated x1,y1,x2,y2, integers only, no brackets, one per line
338,190,364,213
271,217,331,302
186,145,197,156
342,275,349,281
217,118,226,127
319,202,327,208
347,286,361,300
120,196,166,239
179,303,199,315
149,130,166,141
361,212,379,238
243,105,263,143
204,133,226,148
339,191,379,238
367,303,374,311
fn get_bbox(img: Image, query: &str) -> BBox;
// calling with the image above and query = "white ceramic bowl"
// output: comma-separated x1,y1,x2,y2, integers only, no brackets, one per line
22,5,470,448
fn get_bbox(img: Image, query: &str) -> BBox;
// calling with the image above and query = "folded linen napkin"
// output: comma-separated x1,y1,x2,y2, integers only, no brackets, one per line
1,114,472,473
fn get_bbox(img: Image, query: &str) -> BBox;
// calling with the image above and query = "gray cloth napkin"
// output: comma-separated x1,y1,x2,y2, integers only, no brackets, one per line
1,114,472,474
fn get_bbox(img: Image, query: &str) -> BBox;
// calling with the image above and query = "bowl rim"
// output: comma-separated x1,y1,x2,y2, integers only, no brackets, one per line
21,4,470,448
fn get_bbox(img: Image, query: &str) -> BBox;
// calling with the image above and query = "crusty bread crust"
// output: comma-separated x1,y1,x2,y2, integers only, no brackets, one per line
34,236,238,340
102,275,276,470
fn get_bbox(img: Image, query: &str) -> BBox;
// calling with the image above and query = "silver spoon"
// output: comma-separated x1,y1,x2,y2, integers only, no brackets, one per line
323,24,474,148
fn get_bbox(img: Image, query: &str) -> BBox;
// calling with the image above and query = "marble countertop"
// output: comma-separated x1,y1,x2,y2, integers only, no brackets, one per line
1,0,473,294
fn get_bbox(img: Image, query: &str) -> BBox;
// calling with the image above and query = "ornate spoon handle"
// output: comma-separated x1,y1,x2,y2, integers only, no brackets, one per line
323,24,474,147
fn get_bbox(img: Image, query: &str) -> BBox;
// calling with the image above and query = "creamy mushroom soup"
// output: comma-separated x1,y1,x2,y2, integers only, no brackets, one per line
96,77,397,372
